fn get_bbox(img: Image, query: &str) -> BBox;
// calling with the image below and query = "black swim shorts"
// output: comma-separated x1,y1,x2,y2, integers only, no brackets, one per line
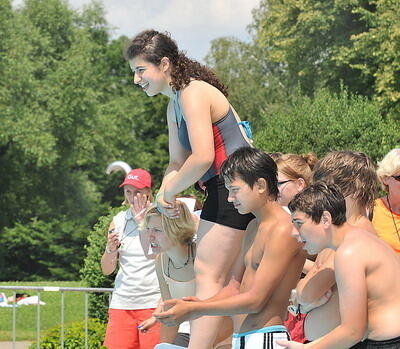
200,175,254,230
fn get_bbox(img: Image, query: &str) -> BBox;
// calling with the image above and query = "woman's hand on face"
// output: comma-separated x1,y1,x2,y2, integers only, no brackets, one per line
130,193,151,224
156,191,180,219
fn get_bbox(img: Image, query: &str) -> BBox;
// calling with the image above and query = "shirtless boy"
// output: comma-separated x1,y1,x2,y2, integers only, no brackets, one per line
154,147,305,348
278,183,400,349
293,151,379,341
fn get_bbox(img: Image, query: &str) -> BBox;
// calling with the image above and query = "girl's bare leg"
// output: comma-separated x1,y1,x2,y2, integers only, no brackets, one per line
188,219,245,349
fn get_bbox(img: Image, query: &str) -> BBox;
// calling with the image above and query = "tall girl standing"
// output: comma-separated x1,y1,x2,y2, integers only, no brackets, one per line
124,30,253,348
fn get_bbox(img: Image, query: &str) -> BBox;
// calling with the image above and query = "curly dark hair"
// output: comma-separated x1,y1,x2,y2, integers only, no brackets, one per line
124,29,228,96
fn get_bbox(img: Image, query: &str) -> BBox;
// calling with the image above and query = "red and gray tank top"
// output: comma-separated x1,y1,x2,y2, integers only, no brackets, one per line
173,90,252,182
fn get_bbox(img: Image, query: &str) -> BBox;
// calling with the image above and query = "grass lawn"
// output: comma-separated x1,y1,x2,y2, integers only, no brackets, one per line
0,281,103,341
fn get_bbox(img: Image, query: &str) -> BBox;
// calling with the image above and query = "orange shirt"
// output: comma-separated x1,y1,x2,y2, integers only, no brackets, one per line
372,198,400,254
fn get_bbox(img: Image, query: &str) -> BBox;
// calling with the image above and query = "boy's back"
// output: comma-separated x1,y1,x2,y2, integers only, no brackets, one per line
336,227,400,341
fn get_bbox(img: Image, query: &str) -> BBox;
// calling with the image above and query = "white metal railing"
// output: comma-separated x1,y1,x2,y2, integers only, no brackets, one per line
0,285,114,349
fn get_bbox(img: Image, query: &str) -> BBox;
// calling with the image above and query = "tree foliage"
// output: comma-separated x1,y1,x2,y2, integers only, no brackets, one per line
250,0,400,113
0,217,88,280
205,37,293,132
0,0,168,281
336,0,400,114
2,0,400,282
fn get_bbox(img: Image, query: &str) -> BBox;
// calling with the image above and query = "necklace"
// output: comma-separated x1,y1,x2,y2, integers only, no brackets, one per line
386,195,400,243
167,243,194,277
118,212,140,250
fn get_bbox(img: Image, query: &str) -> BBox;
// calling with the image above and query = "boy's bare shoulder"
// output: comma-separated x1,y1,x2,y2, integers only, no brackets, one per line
260,210,293,237
336,228,371,261
260,213,301,254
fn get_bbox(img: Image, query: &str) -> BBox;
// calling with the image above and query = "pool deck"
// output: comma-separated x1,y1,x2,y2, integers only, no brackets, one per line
0,342,32,349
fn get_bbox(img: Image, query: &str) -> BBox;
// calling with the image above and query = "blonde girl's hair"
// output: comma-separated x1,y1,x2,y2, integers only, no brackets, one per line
275,153,318,185
376,148,400,192
142,201,196,245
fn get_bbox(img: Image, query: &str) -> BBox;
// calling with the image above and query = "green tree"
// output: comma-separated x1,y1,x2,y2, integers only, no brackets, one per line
336,0,400,114
205,37,287,130
0,0,169,280
252,0,374,96
251,0,400,114
0,0,108,231
0,217,88,280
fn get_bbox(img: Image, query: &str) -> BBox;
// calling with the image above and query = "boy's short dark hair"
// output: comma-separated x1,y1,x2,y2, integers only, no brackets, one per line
288,183,347,225
221,147,279,200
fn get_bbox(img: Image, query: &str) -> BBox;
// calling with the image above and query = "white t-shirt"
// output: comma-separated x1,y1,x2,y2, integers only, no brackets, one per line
110,209,160,309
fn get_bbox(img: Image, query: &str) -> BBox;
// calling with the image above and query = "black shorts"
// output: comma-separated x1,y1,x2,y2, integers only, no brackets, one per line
200,175,254,230
350,336,400,349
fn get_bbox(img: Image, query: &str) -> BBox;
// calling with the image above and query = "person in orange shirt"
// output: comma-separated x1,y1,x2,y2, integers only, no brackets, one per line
372,148,400,253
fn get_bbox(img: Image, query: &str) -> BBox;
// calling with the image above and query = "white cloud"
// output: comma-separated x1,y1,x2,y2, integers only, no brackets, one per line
13,0,260,61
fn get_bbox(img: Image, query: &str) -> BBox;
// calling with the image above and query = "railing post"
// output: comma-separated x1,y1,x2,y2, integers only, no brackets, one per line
12,291,16,349
36,291,41,349
61,291,65,349
84,292,89,349
0,285,114,347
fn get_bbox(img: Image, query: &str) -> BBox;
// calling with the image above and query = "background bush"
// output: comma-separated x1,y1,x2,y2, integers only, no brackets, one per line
254,87,400,162
80,206,124,322
0,218,87,281
30,318,106,349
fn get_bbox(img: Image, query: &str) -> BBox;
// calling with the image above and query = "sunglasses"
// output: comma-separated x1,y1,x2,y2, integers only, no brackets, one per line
277,179,293,186
392,175,400,182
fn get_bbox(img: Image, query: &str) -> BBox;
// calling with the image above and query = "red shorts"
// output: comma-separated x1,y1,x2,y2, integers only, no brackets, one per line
284,312,307,343
104,308,160,349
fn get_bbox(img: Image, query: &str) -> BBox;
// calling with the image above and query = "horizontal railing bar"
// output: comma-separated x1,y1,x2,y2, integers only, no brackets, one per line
0,286,113,292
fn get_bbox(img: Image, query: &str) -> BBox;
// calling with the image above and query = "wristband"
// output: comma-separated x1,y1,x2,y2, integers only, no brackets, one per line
105,246,117,254
155,192,165,214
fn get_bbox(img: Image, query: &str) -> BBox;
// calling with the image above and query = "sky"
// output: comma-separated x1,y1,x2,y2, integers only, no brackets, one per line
13,0,261,62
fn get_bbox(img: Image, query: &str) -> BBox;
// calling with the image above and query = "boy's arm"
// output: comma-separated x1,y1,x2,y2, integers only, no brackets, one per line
295,248,336,305
279,245,368,349
310,246,367,347
156,224,302,323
